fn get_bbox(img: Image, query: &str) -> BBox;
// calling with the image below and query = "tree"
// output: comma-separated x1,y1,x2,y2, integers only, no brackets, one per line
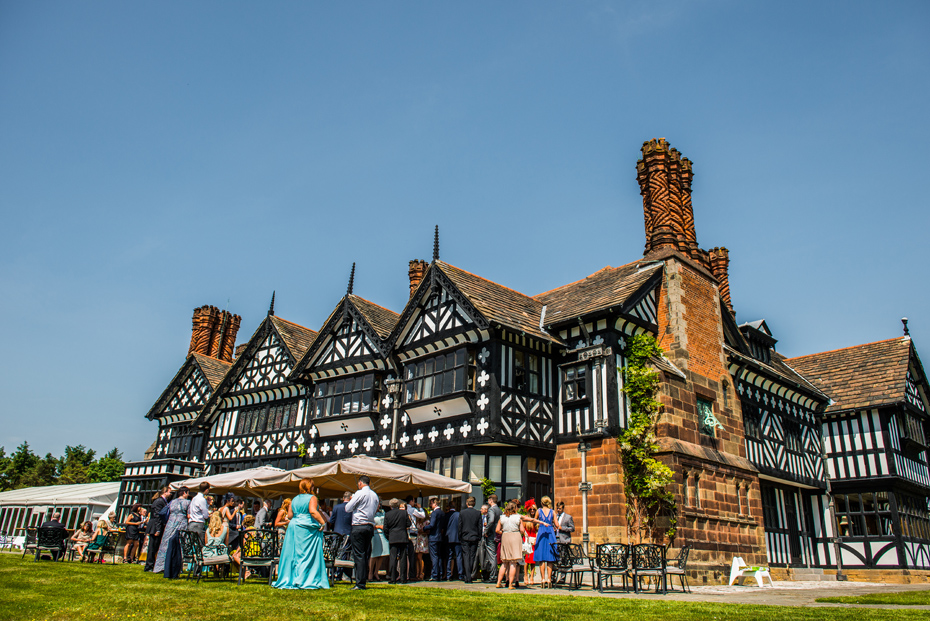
19,452,59,488
4,442,40,490
620,334,677,544
0,447,12,491
87,448,125,483
57,445,96,485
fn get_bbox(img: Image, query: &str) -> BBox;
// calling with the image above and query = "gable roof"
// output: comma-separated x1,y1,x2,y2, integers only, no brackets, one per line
145,353,231,421
191,353,232,389
787,337,913,413
348,295,400,339
269,316,318,361
435,261,559,343
533,261,662,325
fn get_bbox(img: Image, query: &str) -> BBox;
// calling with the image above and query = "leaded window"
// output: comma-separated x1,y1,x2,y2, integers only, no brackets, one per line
742,404,762,440
234,402,299,435
514,350,540,394
834,492,895,538
562,365,587,403
313,374,377,418
784,420,803,453
404,348,475,404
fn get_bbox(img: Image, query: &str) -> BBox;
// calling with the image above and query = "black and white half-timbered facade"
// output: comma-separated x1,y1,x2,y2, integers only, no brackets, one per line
121,137,930,578
790,337,930,571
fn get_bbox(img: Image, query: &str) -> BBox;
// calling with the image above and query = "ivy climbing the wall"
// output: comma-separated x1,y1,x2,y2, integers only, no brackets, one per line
620,333,678,543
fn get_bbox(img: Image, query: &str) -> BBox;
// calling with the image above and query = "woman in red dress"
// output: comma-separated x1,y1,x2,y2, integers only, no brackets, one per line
523,500,538,586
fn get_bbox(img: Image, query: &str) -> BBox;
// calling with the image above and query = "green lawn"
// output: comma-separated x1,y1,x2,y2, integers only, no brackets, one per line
816,590,930,606
0,554,926,621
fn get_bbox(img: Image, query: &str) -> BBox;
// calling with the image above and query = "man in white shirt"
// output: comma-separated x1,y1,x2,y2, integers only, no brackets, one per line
187,482,211,539
345,475,380,590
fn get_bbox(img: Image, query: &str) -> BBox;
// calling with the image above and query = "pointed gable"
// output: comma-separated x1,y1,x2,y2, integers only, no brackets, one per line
292,295,399,378
788,337,914,413
145,353,231,422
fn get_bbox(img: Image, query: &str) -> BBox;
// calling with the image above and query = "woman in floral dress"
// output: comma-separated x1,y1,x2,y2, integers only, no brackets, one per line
153,487,190,574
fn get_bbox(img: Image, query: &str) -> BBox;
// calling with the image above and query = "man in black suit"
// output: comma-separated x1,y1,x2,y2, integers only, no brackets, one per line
424,497,446,581
382,498,410,584
444,501,463,580
143,487,172,572
459,497,482,583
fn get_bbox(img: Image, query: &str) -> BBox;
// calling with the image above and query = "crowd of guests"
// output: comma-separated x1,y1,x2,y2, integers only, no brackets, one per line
108,477,577,591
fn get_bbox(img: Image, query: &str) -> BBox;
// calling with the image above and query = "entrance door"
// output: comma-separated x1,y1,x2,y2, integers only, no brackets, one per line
784,491,803,565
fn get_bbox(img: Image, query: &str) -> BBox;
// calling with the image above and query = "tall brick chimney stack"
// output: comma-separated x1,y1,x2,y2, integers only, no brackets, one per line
187,305,241,362
709,247,733,313
408,259,428,298
637,139,698,259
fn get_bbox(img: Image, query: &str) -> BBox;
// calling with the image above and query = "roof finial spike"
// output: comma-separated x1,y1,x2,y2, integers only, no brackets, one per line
433,225,440,262
347,262,356,296
902,317,910,338
268,291,275,317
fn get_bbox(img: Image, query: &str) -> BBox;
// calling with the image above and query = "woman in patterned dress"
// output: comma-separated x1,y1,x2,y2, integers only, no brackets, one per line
153,487,190,574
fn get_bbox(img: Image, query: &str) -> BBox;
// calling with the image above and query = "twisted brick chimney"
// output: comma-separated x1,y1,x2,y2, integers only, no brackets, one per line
408,259,428,298
188,305,241,362
637,138,700,261
709,247,733,313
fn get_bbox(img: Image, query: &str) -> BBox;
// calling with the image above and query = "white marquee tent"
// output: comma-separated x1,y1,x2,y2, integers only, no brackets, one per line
0,482,121,547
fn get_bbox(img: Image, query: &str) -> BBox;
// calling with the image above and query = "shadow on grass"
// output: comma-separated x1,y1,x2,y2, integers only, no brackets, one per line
1,554,928,621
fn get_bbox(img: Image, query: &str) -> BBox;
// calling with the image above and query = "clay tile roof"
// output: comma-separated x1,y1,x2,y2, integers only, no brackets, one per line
348,295,400,340
270,316,318,360
191,353,232,389
533,261,662,324
436,261,560,343
787,337,912,412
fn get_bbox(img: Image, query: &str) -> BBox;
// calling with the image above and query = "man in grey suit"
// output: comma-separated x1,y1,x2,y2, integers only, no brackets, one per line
554,501,575,584
481,494,501,581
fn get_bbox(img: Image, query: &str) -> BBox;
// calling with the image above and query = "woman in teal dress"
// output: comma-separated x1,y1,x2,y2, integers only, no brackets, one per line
273,478,329,590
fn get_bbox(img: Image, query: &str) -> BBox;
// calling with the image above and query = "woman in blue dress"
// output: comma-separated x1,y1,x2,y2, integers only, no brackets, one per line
273,478,329,589
533,495,558,588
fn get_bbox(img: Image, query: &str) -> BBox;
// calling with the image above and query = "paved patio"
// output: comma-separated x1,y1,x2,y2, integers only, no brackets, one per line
405,577,930,609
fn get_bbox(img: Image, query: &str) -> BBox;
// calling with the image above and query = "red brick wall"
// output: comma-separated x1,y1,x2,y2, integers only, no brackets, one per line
553,438,627,543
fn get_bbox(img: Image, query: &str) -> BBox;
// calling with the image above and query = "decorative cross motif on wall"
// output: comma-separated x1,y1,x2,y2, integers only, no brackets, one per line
379,435,390,450
348,438,359,453
478,347,490,366
433,406,442,417
592,335,604,345
334,440,345,454
460,422,472,437
340,423,349,432
477,370,489,387
443,424,455,440
400,432,409,447
477,418,489,435
401,413,408,426
413,430,424,445
477,394,489,411
308,426,318,439
380,414,391,428
382,394,392,410
428,427,439,443
320,443,330,456
363,437,374,452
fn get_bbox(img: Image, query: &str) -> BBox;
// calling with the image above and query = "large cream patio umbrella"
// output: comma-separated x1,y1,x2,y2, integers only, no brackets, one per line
169,465,287,498
246,455,472,499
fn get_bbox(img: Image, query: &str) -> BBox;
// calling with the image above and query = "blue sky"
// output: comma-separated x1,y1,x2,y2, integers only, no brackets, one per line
1,1,928,460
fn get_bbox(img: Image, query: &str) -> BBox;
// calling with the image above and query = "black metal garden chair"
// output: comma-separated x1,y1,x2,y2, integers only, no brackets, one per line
237,529,279,586
593,543,631,593
630,543,667,594
665,544,691,593
20,528,37,560
178,530,230,583
554,543,594,590
34,527,69,562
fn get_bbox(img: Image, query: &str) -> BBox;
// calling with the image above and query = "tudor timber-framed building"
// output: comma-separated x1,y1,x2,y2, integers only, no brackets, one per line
118,138,930,579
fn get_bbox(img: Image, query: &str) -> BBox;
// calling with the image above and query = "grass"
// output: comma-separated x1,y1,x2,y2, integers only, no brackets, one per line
0,554,928,621
816,591,930,606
